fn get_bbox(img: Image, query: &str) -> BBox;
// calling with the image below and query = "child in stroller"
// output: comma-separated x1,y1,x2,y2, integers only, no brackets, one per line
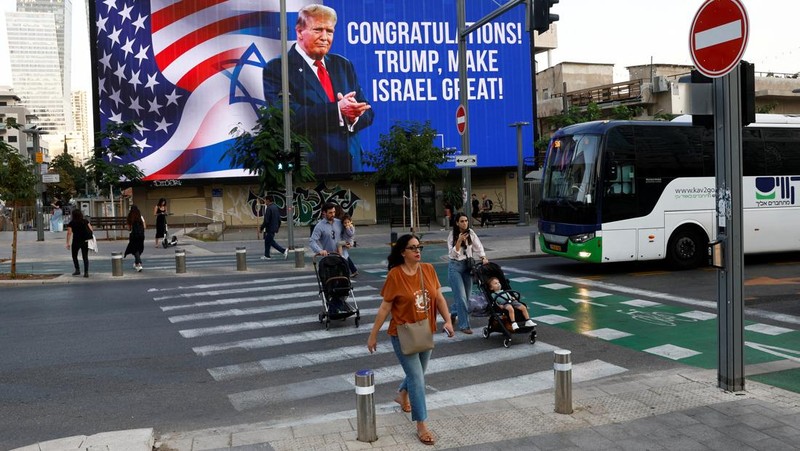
487,277,536,331
474,262,537,347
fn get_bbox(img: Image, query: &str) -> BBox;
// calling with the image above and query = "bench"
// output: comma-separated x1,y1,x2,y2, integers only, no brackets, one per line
389,216,431,231
483,212,521,225
90,216,129,239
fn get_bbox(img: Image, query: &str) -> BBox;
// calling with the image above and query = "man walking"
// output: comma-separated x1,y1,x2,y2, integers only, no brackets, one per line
260,196,289,260
308,202,342,256
480,194,493,227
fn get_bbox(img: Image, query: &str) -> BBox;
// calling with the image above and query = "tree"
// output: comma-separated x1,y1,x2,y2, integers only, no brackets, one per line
363,120,455,231
0,140,37,278
84,121,145,219
48,151,87,200
223,105,314,195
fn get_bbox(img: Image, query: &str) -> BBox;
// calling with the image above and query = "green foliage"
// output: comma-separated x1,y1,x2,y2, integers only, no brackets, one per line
547,102,602,129
757,102,777,114
85,121,145,196
441,185,463,211
0,140,37,207
223,105,314,194
609,105,642,120
49,151,87,198
363,120,453,185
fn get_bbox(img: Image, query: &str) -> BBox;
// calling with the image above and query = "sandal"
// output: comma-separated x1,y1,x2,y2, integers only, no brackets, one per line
394,394,411,413
417,429,436,445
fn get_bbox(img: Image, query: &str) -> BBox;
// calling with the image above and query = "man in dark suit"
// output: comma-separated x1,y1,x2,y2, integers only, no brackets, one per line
263,4,374,175
260,196,288,260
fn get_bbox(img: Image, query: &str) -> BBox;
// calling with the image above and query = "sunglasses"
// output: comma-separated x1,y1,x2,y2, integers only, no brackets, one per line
405,245,424,252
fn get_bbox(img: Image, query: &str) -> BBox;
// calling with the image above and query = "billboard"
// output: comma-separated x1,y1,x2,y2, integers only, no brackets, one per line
91,0,534,180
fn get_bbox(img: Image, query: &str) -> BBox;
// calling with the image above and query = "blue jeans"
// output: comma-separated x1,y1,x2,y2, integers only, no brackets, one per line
448,259,472,330
391,335,431,422
263,231,285,257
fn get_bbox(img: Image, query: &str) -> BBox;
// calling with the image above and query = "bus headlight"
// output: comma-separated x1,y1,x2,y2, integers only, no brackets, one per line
570,232,595,244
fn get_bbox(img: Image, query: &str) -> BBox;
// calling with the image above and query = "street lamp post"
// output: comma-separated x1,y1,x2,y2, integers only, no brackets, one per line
510,121,530,226
23,126,47,242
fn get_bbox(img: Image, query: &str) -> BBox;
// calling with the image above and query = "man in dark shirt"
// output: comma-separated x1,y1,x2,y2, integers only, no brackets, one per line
260,196,289,260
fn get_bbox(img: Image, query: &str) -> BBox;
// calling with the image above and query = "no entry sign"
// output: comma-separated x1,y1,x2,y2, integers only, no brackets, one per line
456,104,466,135
689,0,749,78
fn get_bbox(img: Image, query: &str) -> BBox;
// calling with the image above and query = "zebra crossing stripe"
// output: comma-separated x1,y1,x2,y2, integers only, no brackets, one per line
148,275,317,293
159,285,378,312
232,358,625,415
167,294,382,322
208,330,472,381
179,307,380,338
228,341,560,411
193,323,389,356
153,281,322,301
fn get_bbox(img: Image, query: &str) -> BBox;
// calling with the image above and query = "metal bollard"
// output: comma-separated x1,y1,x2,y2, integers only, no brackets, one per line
530,232,537,253
175,249,186,274
294,247,305,269
355,369,377,442
111,252,123,277
554,349,573,414
236,247,247,271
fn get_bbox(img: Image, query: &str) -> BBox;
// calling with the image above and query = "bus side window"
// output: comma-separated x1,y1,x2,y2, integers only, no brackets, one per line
620,165,635,194
606,163,634,195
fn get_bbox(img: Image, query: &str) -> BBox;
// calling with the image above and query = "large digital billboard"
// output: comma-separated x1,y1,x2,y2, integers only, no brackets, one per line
91,0,534,180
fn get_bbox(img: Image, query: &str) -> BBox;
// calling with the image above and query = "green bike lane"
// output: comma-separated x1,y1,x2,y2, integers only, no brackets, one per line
352,243,800,394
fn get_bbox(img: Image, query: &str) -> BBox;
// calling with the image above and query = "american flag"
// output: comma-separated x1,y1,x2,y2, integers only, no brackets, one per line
94,0,313,180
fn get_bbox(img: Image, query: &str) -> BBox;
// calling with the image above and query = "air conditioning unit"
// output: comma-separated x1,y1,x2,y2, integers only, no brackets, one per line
652,76,669,93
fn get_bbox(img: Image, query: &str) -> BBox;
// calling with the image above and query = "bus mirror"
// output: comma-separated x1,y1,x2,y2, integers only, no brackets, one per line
708,240,724,268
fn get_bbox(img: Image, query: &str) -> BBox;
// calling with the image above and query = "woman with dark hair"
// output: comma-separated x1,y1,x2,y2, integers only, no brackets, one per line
367,234,454,446
124,205,146,272
65,209,94,277
154,198,167,248
447,212,488,334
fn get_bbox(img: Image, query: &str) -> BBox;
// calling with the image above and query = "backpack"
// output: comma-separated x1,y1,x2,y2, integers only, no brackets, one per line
131,219,145,237
484,199,493,211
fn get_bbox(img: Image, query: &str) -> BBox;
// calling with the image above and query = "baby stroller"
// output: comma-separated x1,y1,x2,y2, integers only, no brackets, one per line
313,254,360,329
474,262,537,348
161,223,178,248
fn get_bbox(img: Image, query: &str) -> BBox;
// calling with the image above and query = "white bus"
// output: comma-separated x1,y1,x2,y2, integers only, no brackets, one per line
537,115,800,268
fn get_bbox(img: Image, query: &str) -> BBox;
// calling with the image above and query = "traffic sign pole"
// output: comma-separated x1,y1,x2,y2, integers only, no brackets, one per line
714,67,745,392
457,0,472,219
689,0,748,392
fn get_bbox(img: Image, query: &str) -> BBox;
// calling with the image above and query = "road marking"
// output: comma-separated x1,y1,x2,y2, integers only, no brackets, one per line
621,299,661,308
569,298,607,307
534,314,574,325
644,344,701,361
502,266,800,327
207,332,473,381
167,294,382,323
153,281,321,301
531,302,567,311
262,360,627,428
228,342,561,411
159,285,378,311
583,328,632,341
745,341,800,363
179,307,379,338
147,273,318,293
745,323,794,336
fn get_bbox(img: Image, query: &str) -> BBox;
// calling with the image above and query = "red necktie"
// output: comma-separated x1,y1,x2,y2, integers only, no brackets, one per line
314,60,335,102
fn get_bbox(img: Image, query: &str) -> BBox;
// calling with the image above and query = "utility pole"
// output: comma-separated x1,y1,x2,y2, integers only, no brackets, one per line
279,0,295,251
510,121,530,225
23,126,47,242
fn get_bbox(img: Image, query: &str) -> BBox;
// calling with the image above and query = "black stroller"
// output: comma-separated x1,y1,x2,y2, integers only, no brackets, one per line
313,254,360,329
474,262,537,347
161,223,178,248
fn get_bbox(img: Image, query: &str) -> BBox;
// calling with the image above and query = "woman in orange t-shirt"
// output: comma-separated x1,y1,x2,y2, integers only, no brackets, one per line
367,234,454,446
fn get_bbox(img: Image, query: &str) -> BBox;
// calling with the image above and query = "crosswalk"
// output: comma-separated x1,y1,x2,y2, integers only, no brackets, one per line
150,272,628,426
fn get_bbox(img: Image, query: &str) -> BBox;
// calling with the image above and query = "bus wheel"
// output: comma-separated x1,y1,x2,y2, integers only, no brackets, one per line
667,228,706,270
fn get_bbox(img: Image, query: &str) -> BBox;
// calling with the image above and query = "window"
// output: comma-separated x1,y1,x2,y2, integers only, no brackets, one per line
8,135,17,143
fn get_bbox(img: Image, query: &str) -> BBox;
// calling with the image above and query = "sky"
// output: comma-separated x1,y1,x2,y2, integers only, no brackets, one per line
4,1,799,96
534,0,799,80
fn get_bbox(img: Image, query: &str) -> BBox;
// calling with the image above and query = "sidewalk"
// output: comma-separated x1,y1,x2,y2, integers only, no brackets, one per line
7,224,800,450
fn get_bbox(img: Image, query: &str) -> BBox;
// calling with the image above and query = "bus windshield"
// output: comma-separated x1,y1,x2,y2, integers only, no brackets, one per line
542,133,601,204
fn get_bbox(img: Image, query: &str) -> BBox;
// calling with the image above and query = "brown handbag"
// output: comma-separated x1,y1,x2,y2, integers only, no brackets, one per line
397,267,434,355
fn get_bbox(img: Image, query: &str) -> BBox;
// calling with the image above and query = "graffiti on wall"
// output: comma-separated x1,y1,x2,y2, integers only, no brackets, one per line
246,183,361,225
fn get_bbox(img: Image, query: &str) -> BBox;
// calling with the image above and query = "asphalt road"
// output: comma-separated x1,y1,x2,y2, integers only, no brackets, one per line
2,253,799,449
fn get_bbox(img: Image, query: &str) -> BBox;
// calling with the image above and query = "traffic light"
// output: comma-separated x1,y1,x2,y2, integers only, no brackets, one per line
534,0,559,35
275,150,294,172
291,141,307,171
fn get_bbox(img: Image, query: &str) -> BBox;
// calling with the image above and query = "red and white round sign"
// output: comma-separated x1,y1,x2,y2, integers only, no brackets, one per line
456,104,466,135
689,0,749,78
